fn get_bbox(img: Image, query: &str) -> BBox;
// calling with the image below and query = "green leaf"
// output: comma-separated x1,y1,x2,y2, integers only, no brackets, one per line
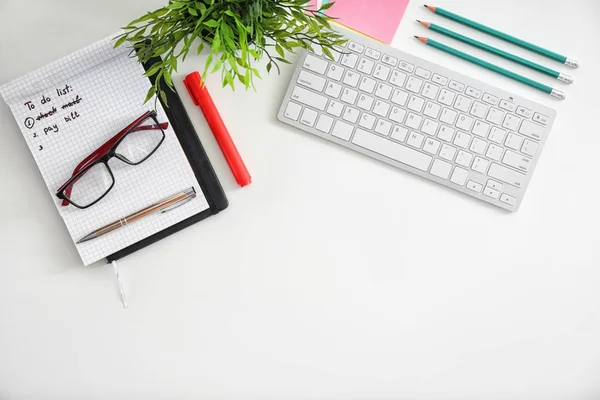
319,1,335,11
159,89,168,106
211,58,223,73
203,19,219,28
275,43,285,58
113,35,127,48
188,7,198,16
266,62,272,74
144,62,162,77
144,86,156,103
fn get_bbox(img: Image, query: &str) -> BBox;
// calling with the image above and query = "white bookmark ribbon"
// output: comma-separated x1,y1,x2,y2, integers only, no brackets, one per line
110,260,128,308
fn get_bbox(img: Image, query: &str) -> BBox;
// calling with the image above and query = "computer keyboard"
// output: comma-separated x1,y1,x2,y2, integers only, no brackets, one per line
277,26,556,211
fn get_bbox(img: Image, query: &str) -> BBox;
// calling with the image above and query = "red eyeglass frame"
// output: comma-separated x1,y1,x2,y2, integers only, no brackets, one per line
56,110,168,208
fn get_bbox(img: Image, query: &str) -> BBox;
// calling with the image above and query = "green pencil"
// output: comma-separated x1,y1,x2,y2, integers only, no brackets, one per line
418,20,573,84
424,5,578,68
414,36,565,100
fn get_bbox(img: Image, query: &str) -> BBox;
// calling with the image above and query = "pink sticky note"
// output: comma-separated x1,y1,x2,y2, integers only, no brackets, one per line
327,0,409,44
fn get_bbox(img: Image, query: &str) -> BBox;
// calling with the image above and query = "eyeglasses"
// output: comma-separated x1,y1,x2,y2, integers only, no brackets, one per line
56,110,168,209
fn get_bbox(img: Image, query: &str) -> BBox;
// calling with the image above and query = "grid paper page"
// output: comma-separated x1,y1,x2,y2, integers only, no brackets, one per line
0,33,209,266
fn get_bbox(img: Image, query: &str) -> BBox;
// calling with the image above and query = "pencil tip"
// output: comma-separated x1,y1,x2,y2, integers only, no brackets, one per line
416,19,421,22
414,35,419,38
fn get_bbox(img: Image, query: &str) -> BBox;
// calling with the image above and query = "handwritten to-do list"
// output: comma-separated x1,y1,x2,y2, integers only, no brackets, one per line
0,33,209,265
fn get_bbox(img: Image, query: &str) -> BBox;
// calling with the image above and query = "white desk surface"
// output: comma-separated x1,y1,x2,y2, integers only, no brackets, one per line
1,0,599,398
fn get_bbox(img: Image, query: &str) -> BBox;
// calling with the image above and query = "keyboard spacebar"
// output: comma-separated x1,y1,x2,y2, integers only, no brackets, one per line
352,129,432,172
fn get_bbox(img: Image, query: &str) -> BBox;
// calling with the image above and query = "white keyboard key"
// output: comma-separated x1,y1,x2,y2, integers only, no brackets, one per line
284,102,302,120
439,144,457,161
341,88,358,104
340,53,359,68
482,93,498,105
455,150,473,167
312,45,323,56
505,133,523,150
421,119,438,136
440,108,458,125
500,193,516,206
342,106,360,123
343,70,360,87
359,113,377,130
465,86,481,98
456,114,474,131
291,86,328,110
316,114,334,133
516,105,533,119
467,180,483,193
352,129,432,171
521,139,539,157
331,120,354,141
405,113,423,130
502,150,532,172
373,100,391,117
365,47,381,60
408,95,425,112
488,163,526,188
430,159,452,179
486,144,503,161
406,76,423,93
486,107,504,125
382,54,398,67
326,64,344,81
483,187,499,199
488,126,507,144
391,89,409,106
499,99,516,112
472,120,490,138
424,101,441,119
356,94,375,111
373,64,391,81
330,46,343,62
470,101,488,119
423,138,441,155
454,95,472,112
438,89,456,106
326,100,343,117
389,70,407,87
297,70,326,92
357,57,375,74
389,106,407,123
391,125,409,142
398,60,415,73
432,74,448,85
437,125,455,142
325,81,342,98
375,83,393,100
347,41,364,53
415,67,431,79
486,179,503,191
450,167,469,186
359,77,377,93
519,120,544,140
449,80,465,92
469,137,487,155
407,131,425,148
422,83,439,100
303,54,329,74
502,114,521,131
533,113,549,125
300,108,318,126
471,156,489,174
375,119,392,136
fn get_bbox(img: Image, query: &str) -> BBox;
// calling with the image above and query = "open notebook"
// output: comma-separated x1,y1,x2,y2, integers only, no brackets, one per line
0,34,227,265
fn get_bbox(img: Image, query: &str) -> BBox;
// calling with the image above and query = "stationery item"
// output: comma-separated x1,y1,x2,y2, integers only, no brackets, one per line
424,5,579,68
325,0,409,44
78,187,197,243
418,21,573,84
278,24,557,211
183,72,251,187
0,33,228,265
415,36,565,99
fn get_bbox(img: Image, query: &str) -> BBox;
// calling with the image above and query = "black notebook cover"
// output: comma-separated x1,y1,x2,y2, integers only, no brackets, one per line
106,57,228,262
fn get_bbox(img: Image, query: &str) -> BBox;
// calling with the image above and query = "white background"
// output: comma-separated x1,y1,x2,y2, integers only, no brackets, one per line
1,0,599,399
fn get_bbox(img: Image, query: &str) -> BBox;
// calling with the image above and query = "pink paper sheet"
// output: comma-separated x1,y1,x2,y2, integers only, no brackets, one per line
327,0,409,44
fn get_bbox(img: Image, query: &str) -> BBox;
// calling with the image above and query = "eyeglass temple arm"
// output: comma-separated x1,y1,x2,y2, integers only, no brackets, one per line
58,115,167,206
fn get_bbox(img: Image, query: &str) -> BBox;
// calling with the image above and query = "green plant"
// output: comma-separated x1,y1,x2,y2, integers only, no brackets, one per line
115,0,347,105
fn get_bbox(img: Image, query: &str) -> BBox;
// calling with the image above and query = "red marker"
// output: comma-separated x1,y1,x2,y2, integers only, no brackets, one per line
183,72,251,187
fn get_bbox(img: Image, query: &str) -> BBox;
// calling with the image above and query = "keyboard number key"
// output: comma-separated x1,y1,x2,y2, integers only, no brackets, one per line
422,83,439,100
389,70,407,88
438,89,456,106
405,76,423,93
340,53,359,68
454,95,472,112
486,107,505,125
357,57,375,74
373,64,391,81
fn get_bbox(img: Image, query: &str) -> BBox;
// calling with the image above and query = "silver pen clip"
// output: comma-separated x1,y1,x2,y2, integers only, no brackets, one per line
161,191,197,213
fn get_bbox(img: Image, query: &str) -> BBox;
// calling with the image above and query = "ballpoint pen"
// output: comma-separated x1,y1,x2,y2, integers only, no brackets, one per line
77,187,197,243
